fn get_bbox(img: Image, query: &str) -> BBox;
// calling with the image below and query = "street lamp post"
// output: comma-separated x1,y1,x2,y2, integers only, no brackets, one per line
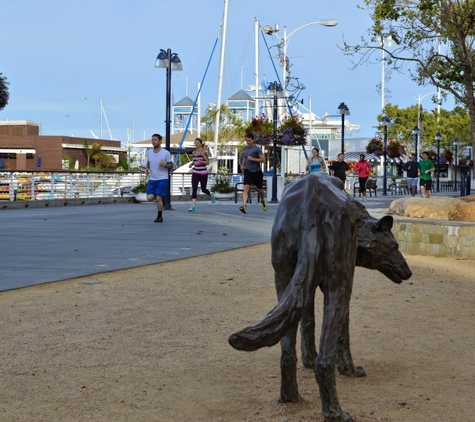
337,102,350,154
262,20,338,88
453,139,459,191
155,48,183,210
412,125,420,159
435,132,443,192
381,116,393,196
267,81,283,203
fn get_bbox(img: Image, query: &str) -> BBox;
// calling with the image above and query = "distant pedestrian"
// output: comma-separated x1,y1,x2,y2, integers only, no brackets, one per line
240,133,267,214
418,151,435,198
146,134,173,222
402,153,419,196
329,153,351,184
306,147,326,173
354,153,372,201
188,138,216,212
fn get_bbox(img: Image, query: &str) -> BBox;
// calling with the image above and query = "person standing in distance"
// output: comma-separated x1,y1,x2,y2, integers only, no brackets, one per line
354,153,372,201
418,151,435,198
188,137,216,212
240,133,267,214
146,134,173,222
306,147,327,173
329,153,351,184
402,153,419,196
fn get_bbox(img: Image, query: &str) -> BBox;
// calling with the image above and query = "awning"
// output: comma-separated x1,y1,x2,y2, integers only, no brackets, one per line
0,148,36,154
345,152,403,164
344,152,381,163
62,143,127,152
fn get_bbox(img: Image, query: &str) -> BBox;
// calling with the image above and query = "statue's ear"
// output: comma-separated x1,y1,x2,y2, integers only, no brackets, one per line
373,215,393,232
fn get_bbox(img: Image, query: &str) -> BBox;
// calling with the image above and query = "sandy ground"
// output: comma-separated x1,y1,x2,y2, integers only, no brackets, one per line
0,244,474,422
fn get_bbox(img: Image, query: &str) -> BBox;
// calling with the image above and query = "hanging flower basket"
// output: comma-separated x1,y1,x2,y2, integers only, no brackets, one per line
244,114,274,146
386,139,404,158
277,116,307,146
244,114,307,146
366,137,384,155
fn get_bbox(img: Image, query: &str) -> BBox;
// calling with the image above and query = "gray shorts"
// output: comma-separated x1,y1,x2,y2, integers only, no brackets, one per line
406,177,418,188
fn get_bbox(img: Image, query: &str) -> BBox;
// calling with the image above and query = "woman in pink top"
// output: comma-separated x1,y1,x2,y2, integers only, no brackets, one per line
354,154,372,202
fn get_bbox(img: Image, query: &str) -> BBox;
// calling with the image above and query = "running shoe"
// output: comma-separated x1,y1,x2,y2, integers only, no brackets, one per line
239,205,247,214
154,216,163,223
188,205,196,212
261,201,268,211
211,193,216,204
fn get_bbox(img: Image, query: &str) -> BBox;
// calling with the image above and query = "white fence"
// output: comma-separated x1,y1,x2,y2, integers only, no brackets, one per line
0,171,244,201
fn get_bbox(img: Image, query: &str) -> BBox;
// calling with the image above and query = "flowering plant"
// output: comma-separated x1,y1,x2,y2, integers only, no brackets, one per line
244,114,274,146
211,168,234,193
366,137,384,155
132,172,149,194
244,114,307,146
386,139,404,158
278,116,307,146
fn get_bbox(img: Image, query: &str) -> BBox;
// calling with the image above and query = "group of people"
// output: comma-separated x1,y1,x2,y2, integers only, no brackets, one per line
143,132,436,223
143,132,268,223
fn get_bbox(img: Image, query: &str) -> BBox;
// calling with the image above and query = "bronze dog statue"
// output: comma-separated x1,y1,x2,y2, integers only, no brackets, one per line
229,173,412,421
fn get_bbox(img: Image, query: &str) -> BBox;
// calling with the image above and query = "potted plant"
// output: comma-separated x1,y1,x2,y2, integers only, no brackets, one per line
211,168,234,199
132,173,149,202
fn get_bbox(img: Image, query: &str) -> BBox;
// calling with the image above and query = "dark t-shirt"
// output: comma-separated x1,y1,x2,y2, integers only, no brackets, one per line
330,161,350,182
403,160,419,178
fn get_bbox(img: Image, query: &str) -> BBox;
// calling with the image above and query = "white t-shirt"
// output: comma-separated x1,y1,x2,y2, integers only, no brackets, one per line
146,148,172,181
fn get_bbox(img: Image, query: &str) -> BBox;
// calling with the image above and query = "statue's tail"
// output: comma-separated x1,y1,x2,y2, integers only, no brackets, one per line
228,260,309,352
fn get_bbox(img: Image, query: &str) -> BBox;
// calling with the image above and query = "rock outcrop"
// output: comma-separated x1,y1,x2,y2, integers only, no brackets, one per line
388,194,475,221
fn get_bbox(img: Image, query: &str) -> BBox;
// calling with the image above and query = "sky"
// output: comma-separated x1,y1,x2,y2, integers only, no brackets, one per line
1,0,455,145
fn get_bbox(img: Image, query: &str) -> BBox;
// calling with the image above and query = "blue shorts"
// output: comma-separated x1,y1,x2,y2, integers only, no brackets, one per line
147,179,168,197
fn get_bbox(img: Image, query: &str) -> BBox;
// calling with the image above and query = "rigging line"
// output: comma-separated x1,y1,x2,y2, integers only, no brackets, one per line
177,36,220,155
259,26,308,161
259,28,293,116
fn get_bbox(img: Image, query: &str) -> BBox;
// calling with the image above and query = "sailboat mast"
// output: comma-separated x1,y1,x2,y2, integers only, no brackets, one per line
213,0,229,159
254,19,259,118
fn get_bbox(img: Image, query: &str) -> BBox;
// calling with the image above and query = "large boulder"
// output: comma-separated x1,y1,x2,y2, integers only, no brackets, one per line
388,195,475,221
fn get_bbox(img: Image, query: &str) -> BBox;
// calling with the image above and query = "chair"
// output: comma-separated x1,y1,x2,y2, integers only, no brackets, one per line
353,178,377,197
234,182,261,204
366,178,378,197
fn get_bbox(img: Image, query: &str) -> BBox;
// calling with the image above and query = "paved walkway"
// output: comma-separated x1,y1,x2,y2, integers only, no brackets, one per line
0,192,454,292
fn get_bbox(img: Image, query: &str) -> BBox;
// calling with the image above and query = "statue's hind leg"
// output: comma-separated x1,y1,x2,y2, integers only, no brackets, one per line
279,324,301,402
300,296,317,368
314,288,353,422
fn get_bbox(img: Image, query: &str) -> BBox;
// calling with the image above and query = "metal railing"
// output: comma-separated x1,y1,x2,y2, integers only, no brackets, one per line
0,170,245,201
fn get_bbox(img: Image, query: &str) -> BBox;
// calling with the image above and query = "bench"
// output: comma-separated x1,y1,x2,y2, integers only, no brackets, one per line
353,178,377,197
234,182,263,204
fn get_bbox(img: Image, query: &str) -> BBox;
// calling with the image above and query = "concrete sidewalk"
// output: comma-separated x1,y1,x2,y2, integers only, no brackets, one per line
0,192,454,292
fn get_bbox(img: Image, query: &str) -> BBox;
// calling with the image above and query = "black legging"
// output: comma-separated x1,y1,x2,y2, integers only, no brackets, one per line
191,172,211,199
359,177,368,193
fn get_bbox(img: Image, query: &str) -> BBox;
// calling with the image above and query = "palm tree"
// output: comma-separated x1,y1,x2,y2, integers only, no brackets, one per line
0,73,9,111
89,142,103,168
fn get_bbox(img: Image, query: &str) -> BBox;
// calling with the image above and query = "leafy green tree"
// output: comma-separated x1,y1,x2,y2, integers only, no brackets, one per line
344,0,475,152
89,142,103,168
200,104,245,152
381,103,472,153
0,73,9,111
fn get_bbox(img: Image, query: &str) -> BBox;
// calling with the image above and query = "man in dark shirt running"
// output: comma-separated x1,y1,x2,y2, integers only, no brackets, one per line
329,153,351,184
402,153,419,196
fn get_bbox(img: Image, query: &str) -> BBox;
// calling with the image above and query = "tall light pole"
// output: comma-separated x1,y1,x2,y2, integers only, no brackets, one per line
412,125,420,159
453,139,459,191
381,116,393,196
413,91,438,153
262,19,338,89
267,81,283,203
435,132,443,192
337,102,350,154
155,48,183,210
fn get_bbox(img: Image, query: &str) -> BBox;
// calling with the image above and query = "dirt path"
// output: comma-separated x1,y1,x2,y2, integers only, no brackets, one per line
0,244,474,421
